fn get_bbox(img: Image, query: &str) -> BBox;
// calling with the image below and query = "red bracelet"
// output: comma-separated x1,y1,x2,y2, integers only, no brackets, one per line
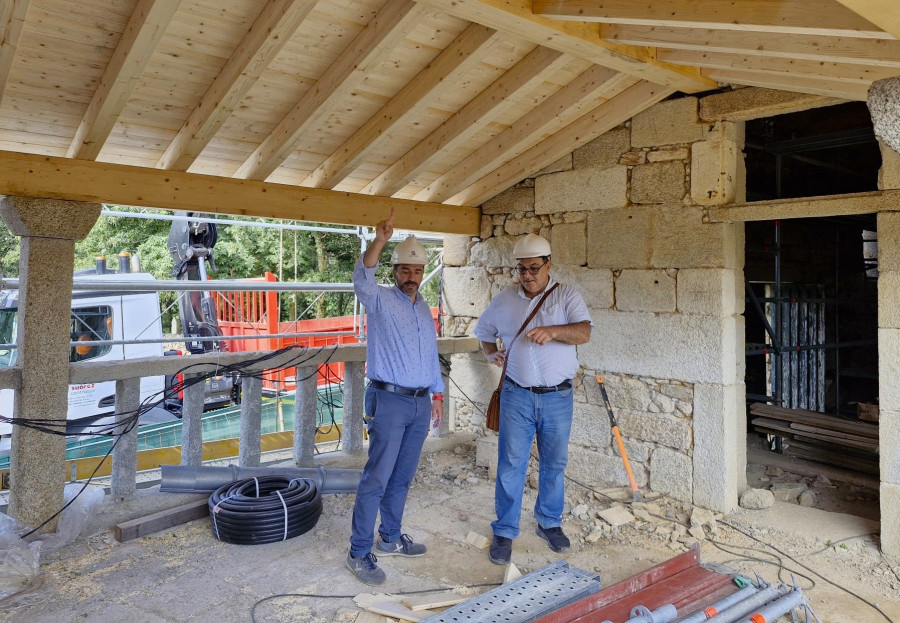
432,395,443,401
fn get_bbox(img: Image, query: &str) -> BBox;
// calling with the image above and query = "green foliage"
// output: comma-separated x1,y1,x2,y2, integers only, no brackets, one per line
0,209,444,327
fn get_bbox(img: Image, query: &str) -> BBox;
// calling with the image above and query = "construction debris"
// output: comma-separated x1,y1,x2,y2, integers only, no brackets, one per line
465,531,490,549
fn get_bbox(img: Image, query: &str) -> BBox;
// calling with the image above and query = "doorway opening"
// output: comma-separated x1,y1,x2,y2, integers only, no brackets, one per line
742,102,881,518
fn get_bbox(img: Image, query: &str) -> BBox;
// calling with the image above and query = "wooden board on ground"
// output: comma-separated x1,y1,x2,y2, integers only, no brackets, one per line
366,601,431,622
749,403,878,438
356,612,391,623
399,593,467,611
114,499,208,542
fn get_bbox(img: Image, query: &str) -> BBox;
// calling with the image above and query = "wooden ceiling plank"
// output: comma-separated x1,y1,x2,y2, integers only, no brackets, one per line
659,49,900,85
412,0,712,93
0,150,480,234
414,64,631,203
362,45,568,197
235,0,423,181
603,24,900,68
66,0,181,161
534,0,888,38
156,0,317,172
703,68,871,100
833,0,900,40
303,22,499,189
0,0,30,107
448,80,672,206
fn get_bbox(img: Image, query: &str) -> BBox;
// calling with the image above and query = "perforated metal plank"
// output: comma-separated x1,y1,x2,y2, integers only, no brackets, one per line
421,561,601,623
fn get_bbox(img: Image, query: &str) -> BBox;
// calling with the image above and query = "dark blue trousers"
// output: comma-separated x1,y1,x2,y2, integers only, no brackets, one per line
349,386,430,558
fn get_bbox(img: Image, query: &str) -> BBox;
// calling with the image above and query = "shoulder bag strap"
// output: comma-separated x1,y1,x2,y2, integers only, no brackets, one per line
497,282,560,385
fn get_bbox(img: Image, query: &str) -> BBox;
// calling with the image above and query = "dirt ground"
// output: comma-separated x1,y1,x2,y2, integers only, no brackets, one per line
2,438,899,622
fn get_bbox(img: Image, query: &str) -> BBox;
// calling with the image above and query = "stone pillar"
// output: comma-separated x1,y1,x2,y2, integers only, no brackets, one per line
180,375,205,465
111,377,140,501
0,197,100,533
877,211,900,555
238,375,263,467
292,366,317,467
341,361,366,454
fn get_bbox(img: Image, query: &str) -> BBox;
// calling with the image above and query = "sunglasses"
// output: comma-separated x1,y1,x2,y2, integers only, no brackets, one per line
514,261,548,275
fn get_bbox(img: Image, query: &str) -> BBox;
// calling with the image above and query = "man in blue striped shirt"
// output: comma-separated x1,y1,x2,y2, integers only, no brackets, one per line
346,208,444,586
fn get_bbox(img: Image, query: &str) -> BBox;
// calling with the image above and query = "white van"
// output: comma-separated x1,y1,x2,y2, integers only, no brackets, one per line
0,272,172,456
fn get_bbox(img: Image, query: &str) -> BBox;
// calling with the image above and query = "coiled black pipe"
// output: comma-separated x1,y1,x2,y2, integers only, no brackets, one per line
208,476,323,545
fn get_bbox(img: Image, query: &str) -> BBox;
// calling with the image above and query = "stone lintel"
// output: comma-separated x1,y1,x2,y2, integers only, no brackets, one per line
699,87,845,122
0,196,100,240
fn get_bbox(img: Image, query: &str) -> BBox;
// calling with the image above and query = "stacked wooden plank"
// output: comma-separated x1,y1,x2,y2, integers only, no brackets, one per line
749,403,879,475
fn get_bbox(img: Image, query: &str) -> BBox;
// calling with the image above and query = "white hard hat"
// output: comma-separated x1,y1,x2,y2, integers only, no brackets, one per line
513,233,551,259
391,235,428,265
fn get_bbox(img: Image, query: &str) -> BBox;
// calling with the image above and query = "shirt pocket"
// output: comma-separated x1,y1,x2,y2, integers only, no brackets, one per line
540,301,569,326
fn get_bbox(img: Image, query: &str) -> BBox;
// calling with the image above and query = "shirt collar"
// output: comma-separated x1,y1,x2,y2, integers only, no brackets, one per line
517,277,556,300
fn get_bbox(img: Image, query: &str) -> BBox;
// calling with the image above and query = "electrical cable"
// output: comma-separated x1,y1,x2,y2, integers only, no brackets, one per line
4,344,338,538
250,583,502,623
208,476,323,545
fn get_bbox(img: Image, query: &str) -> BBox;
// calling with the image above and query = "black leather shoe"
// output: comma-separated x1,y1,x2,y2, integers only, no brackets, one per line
489,535,512,565
536,525,570,553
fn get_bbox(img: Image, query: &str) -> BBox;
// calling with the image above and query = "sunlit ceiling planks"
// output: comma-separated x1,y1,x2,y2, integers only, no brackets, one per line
0,0,897,231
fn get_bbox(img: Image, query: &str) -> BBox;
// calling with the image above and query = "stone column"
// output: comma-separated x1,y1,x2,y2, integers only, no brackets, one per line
292,366,317,467
689,119,747,512
111,377,140,501
238,374,263,467
341,361,366,454
180,375,205,465
0,197,100,533
877,212,900,556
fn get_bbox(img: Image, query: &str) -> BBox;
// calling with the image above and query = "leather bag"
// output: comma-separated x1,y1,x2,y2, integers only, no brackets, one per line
485,283,559,432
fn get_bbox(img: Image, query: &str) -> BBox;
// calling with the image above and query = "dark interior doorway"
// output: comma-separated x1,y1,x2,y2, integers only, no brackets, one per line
743,102,881,478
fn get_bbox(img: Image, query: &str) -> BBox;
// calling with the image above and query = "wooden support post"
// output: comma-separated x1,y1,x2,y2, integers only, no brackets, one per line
111,377,140,500
238,375,262,467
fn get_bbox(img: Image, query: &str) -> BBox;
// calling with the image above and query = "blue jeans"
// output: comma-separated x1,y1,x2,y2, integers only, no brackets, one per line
491,379,574,539
349,386,430,558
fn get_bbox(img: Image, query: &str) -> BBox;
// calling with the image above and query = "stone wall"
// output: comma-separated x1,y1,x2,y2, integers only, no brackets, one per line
444,95,747,512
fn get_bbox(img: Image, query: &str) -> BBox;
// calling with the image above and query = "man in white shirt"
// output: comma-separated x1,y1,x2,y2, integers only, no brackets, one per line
474,233,592,565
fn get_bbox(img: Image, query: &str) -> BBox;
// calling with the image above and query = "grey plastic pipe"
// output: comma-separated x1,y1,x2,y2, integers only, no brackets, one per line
160,465,361,494
675,585,760,623
704,585,789,623
740,587,805,623
624,604,678,623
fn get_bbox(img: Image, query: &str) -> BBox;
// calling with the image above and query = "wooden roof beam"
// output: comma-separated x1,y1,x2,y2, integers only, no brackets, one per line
0,0,29,108
412,0,712,93
699,88,845,122
236,0,422,182
703,68,871,101
660,49,900,85
303,23,500,189
415,65,635,203
156,0,316,172
449,80,673,206
534,0,888,38
834,1,900,40
362,45,568,197
66,0,182,161
0,150,480,234
706,190,900,223
603,24,900,68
